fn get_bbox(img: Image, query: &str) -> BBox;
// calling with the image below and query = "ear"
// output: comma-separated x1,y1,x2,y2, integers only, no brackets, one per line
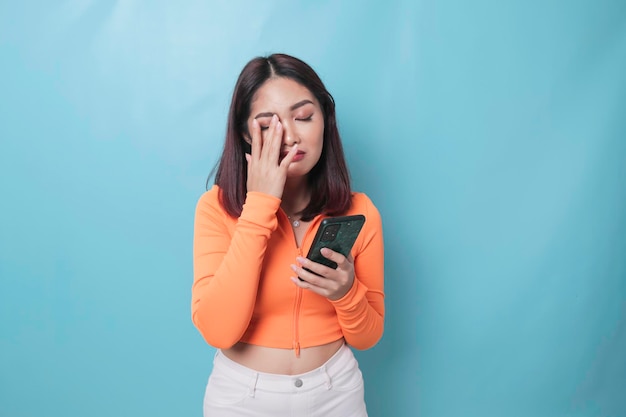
239,127,252,144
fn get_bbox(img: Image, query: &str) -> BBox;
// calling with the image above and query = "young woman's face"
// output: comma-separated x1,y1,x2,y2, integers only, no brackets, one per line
246,77,324,179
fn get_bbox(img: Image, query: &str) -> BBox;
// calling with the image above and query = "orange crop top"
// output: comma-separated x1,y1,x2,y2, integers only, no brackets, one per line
192,185,385,354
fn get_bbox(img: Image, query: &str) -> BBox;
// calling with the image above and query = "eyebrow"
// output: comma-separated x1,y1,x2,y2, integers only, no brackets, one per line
254,99,314,119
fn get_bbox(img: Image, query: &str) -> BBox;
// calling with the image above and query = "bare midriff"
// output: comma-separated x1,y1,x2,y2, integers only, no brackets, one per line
222,338,345,375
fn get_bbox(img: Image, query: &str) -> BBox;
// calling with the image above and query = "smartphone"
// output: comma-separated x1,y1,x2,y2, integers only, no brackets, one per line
305,214,366,272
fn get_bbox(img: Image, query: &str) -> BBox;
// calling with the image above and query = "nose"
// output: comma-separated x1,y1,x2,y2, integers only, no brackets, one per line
281,119,299,146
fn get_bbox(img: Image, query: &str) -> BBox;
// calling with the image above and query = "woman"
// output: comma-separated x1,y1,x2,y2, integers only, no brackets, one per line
192,53,385,417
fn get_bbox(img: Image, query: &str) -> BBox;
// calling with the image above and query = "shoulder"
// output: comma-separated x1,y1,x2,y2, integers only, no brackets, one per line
195,185,225,216
197,184,220,205
349,192,382,225
348,192,384,252
350,192,380,214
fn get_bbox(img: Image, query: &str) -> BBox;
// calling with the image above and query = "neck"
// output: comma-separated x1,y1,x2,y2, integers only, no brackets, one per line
281,177,310,216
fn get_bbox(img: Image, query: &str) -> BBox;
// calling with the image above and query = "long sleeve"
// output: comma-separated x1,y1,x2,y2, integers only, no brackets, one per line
331,195,385,349
191,187,281,348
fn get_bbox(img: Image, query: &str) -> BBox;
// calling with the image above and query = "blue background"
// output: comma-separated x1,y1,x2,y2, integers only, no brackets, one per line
1,1,625,416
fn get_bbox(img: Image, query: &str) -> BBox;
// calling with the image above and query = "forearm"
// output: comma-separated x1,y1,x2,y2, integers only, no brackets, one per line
332,279,385,349
192,190,280,348
333,195,385,349
192,230,267,348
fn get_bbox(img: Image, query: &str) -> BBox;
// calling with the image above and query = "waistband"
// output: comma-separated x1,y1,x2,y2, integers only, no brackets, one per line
213,343,355,394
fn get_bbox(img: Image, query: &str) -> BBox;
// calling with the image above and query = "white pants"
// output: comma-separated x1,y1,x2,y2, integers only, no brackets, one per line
203,343,368,417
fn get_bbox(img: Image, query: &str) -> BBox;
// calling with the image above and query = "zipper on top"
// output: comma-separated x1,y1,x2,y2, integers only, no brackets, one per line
281,209,321,358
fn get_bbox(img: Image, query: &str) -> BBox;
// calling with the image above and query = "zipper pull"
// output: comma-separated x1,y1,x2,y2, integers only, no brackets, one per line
294,342,301,358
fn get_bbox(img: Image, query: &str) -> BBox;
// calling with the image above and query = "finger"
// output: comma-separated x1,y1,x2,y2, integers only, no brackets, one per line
262,115,282,163
258,115,275,159
291,262,327,283
290,276,322,294
294,256,334,278
259,115,279,158
290,264,330,290
320,248,349,268
250,119,262,160
290,271,342,300
245,153,251,164
291,265,329,287
279,143,299,168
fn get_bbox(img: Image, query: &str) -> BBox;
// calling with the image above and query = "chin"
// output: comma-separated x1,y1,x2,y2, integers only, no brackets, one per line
286,169,312,179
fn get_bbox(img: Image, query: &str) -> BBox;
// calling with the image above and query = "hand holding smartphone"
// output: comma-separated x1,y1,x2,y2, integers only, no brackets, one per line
305,215,366,272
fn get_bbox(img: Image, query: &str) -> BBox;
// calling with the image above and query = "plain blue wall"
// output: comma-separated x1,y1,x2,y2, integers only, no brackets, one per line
1,1,625,416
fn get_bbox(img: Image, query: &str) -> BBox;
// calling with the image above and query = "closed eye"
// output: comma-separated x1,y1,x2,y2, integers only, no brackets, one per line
296,115,313,122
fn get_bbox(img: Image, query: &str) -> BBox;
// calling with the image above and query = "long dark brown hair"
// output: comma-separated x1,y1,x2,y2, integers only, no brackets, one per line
210,53,351,221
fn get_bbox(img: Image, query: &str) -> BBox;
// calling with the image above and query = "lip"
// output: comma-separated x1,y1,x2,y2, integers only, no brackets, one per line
281,150,305,162
291,151,305,162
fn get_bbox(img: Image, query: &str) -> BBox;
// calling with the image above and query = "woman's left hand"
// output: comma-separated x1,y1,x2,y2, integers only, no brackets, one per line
290,248,354,301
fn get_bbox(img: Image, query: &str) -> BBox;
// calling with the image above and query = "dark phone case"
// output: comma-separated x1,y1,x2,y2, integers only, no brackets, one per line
306,214,366,270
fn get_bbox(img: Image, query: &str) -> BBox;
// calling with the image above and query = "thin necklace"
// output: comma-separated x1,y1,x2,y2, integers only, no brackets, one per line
287,215,300,228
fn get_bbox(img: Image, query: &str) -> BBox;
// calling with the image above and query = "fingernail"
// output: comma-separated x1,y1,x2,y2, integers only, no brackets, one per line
290,264,297,272
272,114,278,122
252,119,259,127
296,256,305,263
